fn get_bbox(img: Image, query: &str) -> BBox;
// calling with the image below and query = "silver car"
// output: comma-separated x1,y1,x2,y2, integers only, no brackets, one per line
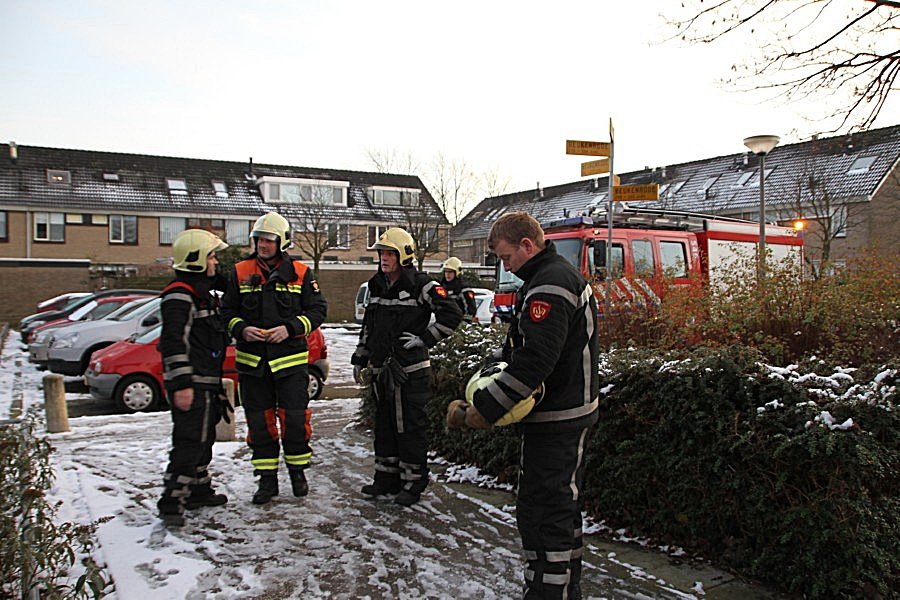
47,297,161,376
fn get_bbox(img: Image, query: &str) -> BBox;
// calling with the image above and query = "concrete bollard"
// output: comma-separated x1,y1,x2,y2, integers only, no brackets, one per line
43,373,69,433
216,378,236,442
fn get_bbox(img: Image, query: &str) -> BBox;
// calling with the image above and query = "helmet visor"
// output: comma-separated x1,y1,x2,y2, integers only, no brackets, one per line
252,231,278,241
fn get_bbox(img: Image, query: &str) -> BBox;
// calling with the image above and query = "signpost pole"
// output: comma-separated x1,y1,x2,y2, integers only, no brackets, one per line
606,119,615,312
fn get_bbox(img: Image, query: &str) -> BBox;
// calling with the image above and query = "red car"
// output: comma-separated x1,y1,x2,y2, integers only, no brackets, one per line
84,326,330,413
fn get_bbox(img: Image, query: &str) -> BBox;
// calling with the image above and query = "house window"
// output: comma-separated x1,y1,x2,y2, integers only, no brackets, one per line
846,156,877,175
226,219,250,246
46,169,71,184
748,168,775,187
368,225,390,248
188,218,225,231
103,172,120,182
659,241,688,278
734,172,755,187
0,211,7,242
832,206,847,238
670,181,687,195
697,176,718,195
167,178,188,195
368,188,420,207
34,212,65,242
109,215,138,244
159,217,186,244
212,181,228,197
327,223,350,248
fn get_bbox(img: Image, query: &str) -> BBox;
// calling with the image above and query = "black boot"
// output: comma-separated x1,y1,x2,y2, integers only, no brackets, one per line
157,496,185,527
394,489,421,507
252,474,279,505
185,485,228,510
361,478,401,497
289,469,309,497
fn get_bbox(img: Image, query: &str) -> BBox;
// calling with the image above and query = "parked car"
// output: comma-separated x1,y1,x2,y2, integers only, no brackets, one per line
28,295,152,367
85,325,331,413
19,288,158,339
355,282,370,323
47,297,161,376
469,288,495,325
36,292,91,313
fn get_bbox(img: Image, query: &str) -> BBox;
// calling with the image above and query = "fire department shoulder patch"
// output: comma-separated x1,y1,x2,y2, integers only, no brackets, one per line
435,286,448,298
529,300,552,322
311,279,320,293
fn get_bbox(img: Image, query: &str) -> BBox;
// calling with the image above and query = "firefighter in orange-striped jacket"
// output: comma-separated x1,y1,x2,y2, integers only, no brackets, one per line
157,229,230,528
221,212,327,505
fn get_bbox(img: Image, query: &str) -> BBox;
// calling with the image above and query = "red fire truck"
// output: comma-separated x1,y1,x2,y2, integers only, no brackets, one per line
492,206,803,318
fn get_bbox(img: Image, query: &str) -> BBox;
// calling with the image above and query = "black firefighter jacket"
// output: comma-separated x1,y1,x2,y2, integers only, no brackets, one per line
473,242,600,431
158,273,228,395
352,265,462,370
221,254,327,378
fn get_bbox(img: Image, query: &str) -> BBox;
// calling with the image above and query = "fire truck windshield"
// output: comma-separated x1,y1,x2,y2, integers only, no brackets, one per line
496,264,523,291
552,238,583,270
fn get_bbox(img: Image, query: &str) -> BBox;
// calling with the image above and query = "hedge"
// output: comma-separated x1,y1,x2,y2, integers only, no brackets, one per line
361,328,899,599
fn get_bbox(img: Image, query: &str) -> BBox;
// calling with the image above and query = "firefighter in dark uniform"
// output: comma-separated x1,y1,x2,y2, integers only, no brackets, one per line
157,229,230,527
221,212,328,505
441,257,477,321
351,227,462,506
447,212,599,599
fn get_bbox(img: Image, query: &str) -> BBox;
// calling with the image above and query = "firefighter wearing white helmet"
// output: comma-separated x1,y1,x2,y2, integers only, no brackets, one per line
440,256,476,321
157,229,229,527
221,211,328,505
352,226,462,506
446,211,599,599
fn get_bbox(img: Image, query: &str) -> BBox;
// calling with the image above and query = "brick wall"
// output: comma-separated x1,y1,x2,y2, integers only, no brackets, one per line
0,260,92,325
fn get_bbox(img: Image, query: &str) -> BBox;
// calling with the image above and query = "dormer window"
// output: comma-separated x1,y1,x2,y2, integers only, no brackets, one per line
367,187,420,207
47,169,71,185
103,172,120,182
846,156,876,175
212,180,228,197
167,178,188,195
259,177,348,206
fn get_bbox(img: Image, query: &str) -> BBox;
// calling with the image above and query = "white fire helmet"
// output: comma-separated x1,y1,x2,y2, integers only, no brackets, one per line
464,361,544,426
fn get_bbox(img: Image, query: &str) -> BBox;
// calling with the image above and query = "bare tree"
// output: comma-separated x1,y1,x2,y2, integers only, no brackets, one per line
425,153,479,226
667,0,900,130
364,147,420,175
400,206,444,270
287,187,360,275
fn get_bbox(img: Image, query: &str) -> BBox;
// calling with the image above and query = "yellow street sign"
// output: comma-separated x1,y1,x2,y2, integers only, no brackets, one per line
580,158,610,177
612,184,659,202
613,174,621,186
566,140,611,157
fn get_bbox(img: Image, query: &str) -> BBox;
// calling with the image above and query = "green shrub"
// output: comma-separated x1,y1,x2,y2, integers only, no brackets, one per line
1,412,109,599
585,346,898,599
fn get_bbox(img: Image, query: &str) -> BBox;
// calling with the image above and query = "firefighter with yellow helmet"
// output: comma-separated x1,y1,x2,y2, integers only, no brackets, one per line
157,229,230,527
221,211,327,505
440,256,477,321
351,227,462,506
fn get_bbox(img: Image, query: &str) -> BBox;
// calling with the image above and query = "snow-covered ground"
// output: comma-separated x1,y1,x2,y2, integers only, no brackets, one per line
1,325,779,599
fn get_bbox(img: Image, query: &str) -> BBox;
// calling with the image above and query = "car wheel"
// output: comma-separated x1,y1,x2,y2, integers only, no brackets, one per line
115,374,161,413
308,371,324,401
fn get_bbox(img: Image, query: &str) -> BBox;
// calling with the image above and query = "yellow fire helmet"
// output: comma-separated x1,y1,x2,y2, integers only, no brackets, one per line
372,227,416,267
465,361,544,426
172,229,228,272
442,256,463,276
251,212,292,252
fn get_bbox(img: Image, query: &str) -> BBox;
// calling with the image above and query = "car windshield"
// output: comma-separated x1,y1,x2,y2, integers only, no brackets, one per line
134,324,161,344
68,300,99,321
553,238,584,270
113,298,159,321
106,298,152,321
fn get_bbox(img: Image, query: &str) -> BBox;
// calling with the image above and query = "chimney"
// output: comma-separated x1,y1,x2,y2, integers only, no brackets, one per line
9,141,17,164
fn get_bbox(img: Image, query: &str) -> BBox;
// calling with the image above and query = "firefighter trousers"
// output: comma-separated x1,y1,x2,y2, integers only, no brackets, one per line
517,425,591,600
241,366,312,474
371,369,430,494
159,389,222,510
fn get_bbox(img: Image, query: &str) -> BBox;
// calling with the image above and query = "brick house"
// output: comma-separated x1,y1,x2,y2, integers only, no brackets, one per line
452,125,900,275
0,143,449,322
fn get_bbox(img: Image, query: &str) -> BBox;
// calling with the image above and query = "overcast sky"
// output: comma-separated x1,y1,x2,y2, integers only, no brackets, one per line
3,1,898,197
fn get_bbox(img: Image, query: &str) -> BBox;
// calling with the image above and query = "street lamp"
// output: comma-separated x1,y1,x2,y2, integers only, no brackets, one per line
743,134,780,279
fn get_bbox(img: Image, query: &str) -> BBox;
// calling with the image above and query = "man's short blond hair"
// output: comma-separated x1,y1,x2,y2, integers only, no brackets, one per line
488,212,545,249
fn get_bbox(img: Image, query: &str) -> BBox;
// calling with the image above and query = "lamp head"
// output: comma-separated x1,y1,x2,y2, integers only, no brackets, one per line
743,135,780,155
